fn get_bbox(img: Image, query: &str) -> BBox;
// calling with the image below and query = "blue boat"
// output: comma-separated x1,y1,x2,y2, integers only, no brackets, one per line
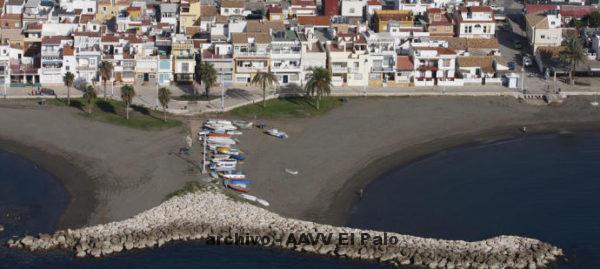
224,179,251,185
229,154,245,161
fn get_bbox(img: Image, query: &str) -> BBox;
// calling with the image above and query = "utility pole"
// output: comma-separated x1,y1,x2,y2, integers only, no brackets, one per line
201,133,207,174
220,73,224,111
155,56,159,109
111,68,114,97
521,66,525,93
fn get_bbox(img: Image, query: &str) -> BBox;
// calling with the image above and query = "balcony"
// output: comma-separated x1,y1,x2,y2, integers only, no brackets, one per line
272,65,301,72
42,67,62,74
236,66,268,73
175,55,195,60
372,66,395,73
332,65,349,73
235,51,270,57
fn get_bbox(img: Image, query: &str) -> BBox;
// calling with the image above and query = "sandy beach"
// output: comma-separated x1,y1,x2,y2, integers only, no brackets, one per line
1,96,600,229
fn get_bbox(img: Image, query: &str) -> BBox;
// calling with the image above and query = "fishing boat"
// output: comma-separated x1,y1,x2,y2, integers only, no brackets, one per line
267,129,289,139
221,172,246,180
285,169,298,175
223,179,251,185
207,119,233,125
232,120,253,129
229,154,245,161
210,154,231,162
208,133,231,138
226,130,243,135
206,137,236,146
211,159,237,166
226,183,248,193
216,147,242,155
204,123,237,131
210,165,237,172
239,194,270,207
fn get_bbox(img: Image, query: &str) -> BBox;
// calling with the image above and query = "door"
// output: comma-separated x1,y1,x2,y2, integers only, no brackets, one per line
283,75,288,84
115,72,122,82
143,73,149,82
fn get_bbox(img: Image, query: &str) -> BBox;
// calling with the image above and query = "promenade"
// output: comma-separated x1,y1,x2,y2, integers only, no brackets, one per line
2,79,600,115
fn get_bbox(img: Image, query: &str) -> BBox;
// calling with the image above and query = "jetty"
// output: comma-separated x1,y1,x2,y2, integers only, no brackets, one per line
7,187,562,269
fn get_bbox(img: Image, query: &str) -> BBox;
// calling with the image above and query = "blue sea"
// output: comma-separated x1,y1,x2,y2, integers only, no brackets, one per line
2,133,600,268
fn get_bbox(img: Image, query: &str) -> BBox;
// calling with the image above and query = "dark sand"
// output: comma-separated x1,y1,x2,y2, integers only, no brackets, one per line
1,96,600,229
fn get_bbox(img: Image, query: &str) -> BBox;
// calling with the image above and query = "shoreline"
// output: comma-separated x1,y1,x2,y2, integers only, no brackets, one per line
0,136,97,229
328,121,600,227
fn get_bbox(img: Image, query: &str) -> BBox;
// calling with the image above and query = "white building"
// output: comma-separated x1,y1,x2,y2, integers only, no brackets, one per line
74,32,102,83
526,10,562,53
454,6,496,39
365,31,398,85
40,36,73,84
410,47,458,86
327,33,370,87
59,0,97,15
4,0,25,14
160,3,179,27
271,30,302,85
341,0,367,18
298,31,326,85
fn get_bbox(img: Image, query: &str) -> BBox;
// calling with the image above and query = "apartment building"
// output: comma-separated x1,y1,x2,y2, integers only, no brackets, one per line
270,30,302,85
454,6,495,39
231,32,271,85
410,47,457,86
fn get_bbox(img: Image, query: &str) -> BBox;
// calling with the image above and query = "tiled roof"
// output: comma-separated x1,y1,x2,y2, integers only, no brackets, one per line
297,15,331,26
42,36,71,45
231,32,271,44
457,56,494,73
246,20,285,32
526,11,549,29
221,0,244,8
291,0,316,6
267,5,282,13
396,56,413,70
367,0,381,5
200,5,218,16
526,4,597,18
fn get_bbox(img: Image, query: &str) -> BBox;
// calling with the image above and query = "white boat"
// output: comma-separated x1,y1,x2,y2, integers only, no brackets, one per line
232,120,253,129
210,165,237,172
239,193,257,202
211,154,231,161
285,169,298,175
207,119,233,125
256,198,270,207
591,101,599,106
227,130,243,135
206,137,237,146
267,129,289,139
211,159,237,166
205,123,237,131
220,171,246,179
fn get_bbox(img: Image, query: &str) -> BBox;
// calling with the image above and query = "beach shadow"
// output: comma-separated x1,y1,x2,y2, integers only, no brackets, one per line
95,100,116,114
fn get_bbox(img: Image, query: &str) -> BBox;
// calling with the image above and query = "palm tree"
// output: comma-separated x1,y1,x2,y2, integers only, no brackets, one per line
120,85,136,120
63,72,75,105
560,37,586,85
304,67,332,110
99,61,114,99
199,62,217,97
250,71,278,107
158,87,171,122
82,85,97,114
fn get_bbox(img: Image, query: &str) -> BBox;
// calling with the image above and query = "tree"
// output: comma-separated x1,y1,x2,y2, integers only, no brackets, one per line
199,62,217,97
589,12,600,28
250,71,278,107
63,72,75,105
99,61,114,99
82,85,97,114
120,85,136,120
304,67,332,110
158,87,171,122
560,37,586,86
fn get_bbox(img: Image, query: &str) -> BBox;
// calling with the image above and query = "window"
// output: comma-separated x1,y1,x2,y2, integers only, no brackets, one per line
182,63,189,72
66,66,70,71
353,62,359,68
224,8,229,13
87,8,93,12
102,7,106,11
483,26,487,33
541,35,546,39
349,8,355,14
442,59,451,67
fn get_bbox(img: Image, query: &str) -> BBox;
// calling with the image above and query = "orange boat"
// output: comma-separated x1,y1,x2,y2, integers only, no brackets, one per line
208,133,231,138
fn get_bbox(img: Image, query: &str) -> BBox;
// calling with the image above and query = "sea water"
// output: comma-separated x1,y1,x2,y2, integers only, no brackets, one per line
2,133,600,268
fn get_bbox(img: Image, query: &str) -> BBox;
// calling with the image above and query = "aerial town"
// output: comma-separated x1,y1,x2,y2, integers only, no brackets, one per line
1,0,600,94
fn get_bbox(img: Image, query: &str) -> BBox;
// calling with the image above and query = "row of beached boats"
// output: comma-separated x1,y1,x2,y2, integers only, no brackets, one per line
200,119,253,193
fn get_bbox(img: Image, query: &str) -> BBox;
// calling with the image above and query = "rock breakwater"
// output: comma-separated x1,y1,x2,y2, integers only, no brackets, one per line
7,188,562,268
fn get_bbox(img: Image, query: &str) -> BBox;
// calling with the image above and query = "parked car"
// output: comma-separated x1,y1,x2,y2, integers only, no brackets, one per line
513,40,522,49
523,55,533,67
40,88,55,95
